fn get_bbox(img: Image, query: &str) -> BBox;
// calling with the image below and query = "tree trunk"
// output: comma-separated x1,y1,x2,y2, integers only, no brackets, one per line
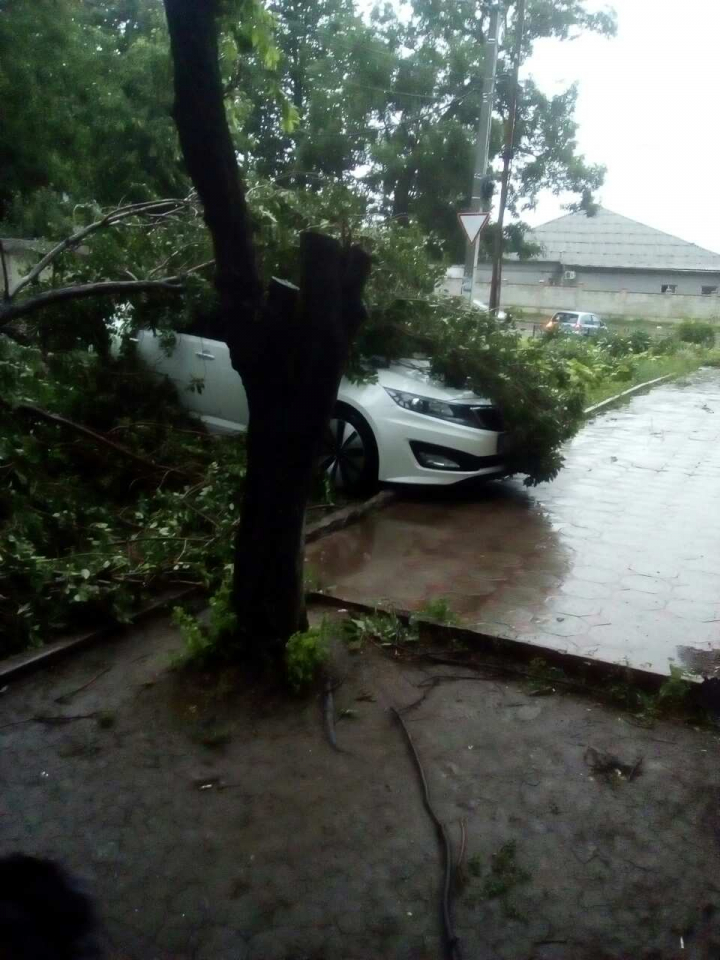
163,1,371,665
231,235,370,664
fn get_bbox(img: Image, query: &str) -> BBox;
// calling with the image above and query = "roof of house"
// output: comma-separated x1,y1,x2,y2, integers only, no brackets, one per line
526,207,720,273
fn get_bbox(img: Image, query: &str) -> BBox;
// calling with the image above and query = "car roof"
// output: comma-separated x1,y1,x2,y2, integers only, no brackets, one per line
554,311,602,322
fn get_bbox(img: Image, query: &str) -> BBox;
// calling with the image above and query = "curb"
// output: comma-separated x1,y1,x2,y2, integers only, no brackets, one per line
305,490,396,544
0,491,395,685
583,375,672,416
306,591,676,690
0,586,204,686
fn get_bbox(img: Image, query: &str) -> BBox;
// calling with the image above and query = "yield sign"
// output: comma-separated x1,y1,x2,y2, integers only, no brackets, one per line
458,211,490,244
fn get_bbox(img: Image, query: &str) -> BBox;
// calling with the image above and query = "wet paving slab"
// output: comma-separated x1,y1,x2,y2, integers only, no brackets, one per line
307,369,720,678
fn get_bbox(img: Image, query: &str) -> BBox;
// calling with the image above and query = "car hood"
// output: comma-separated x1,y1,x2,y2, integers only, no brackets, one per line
377,358,492,404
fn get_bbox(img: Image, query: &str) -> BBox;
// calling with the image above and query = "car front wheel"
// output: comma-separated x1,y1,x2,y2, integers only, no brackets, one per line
318,405,378,496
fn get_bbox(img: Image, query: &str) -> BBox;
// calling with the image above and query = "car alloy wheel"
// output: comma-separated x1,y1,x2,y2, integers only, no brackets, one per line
320,417,367,491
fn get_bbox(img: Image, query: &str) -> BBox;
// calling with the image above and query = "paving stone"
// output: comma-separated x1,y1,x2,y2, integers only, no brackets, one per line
309,376,720,677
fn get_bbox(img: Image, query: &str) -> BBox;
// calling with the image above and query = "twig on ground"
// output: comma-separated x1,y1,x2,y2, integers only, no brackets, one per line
54,667,112,704
403,678,442,713
391,706,462,960
456,818,468,889
323,677,341,752
418,673,502,685
627,757,644,782
0,713,97,731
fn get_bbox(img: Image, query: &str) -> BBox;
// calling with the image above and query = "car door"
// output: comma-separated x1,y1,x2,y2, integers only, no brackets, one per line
134,329,207,416
194,336,250,430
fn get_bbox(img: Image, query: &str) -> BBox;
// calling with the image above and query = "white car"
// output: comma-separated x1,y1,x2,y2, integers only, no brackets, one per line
544,311,608,336
472,299,509,321
125,328,508,493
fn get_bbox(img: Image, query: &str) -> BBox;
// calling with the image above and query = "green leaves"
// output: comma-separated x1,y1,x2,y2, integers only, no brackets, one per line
0,339,246,655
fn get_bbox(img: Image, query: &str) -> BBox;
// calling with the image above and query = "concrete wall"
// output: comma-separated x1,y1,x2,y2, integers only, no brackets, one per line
573,269,720,295
474,264,720,296
1,247,49,294
6,251,33,290
475,281,720,321
440,263,720,320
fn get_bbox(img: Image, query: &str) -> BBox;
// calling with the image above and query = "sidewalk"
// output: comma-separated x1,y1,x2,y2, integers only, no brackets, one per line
307,369,720,678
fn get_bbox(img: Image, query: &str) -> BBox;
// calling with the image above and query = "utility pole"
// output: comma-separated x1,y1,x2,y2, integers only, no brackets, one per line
463,3,502,302
489,0,526,313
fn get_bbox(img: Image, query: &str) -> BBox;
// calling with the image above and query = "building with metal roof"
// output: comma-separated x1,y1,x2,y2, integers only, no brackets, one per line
525,207,720,276
443,208,720,320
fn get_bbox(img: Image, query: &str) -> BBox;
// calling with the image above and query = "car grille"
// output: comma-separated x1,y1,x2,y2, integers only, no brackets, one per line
472,406,505,432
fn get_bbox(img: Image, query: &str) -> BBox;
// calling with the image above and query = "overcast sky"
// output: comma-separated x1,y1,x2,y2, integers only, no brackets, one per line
523,0,720,253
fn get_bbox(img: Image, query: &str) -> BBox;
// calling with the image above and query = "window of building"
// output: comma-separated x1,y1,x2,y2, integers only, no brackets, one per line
702,285,718,296
661,284,677,294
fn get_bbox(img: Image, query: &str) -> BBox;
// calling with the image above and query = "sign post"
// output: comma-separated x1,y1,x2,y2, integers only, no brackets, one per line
458,211,490,302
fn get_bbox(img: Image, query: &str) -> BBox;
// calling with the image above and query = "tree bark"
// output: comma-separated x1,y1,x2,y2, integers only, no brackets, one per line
0,278,183,328
163,0,371,664
232,235,370,663
163,0,262,325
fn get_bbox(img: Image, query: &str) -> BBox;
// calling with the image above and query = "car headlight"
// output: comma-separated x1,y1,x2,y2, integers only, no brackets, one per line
384,388,501,430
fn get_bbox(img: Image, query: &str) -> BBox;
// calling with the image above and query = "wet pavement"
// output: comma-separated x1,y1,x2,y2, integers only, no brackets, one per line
307,369,720,678
3,614,720,960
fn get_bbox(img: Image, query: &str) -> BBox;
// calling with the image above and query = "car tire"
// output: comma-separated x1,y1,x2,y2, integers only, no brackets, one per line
319,404,379,496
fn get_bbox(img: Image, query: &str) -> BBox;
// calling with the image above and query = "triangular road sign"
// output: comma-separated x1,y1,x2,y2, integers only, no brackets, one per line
458,211,490,244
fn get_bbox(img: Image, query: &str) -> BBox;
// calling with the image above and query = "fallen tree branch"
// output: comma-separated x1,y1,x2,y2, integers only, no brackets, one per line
5,399,196,480
9,198,190,301
323,677,340,752
0,278,183,327
391,706,462,960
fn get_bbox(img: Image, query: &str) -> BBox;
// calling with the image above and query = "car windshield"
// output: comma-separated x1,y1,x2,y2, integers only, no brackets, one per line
554,313,580,323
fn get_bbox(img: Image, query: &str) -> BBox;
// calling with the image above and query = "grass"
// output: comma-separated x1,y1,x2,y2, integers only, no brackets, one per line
465,841,531,919
584,349,710,407
415,596,460,625
605,317,677,338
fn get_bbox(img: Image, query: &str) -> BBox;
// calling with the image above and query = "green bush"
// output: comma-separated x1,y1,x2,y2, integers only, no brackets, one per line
173,570,237,665
285,622,330,692
701,349,720,367
650,335,681,356
677,320,716,347
599,330,651,356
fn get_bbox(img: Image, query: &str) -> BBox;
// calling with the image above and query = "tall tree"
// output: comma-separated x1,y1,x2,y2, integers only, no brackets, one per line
162,0,371,664
234,0,616,255
0,0,186,227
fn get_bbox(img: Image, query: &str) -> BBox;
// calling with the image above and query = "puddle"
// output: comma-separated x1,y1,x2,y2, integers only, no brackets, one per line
307,371,720,677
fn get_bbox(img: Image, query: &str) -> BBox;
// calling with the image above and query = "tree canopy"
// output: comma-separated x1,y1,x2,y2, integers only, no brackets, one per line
1,0,615,258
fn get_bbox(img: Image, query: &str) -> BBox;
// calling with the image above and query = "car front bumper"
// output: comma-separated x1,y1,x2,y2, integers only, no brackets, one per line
368,399,508,486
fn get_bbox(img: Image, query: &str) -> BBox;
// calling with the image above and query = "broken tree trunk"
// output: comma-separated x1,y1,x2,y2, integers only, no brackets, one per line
231,234,370,662
163,0,371,665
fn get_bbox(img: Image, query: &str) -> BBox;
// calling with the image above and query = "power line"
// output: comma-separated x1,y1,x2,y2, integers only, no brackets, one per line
343,80,444,100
